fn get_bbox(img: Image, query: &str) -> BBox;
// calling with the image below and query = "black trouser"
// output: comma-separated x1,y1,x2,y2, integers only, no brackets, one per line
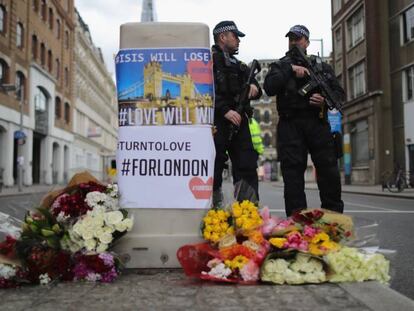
213,115,259,201
277,115,343,216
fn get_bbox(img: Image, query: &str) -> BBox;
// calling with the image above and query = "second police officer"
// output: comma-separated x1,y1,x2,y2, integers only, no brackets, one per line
264,25,345,216
211,21,262,206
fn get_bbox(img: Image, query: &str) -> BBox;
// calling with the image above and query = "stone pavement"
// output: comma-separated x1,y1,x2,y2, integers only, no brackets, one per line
0,184,63,197
271,181,414,199
1,270,414,311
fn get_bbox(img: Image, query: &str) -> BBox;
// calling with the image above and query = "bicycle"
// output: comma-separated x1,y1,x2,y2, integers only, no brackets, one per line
383,167,412,193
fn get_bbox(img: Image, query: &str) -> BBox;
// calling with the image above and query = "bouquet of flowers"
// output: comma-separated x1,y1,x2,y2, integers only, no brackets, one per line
260,209,390,285
0,172,133,288
178,200,270,283
178,193,391,285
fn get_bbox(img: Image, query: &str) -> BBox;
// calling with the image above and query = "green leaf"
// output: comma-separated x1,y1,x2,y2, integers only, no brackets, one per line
52,224,61,233
41,229,55,237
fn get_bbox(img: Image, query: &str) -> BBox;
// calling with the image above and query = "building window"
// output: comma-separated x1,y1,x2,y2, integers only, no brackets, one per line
0,59,8,83
33,0,39,12
253,109,261,122
35,87,47,111
64,30,69,49
31,35,38,59
333,0,342,15
349,62,365,99
64,102,70,123
48,8,53,29
55,96,61,118
264,110,270,123
47,50,52,72
334,27,342,57
16,23,24,48
55,58,60,79
404,65,414,102
351,119,369,166
263,133,271,147
15,71,25,100
56,19,60,39
40,43,46,66
41,0,47,21
403,5,414,43
337,74,343,88
64,67,69,86
0,5,6,33
347,7,364,48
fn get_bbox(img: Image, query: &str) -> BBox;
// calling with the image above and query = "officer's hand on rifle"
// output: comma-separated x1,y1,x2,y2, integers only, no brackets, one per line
291,65,310,78
224,110,242,126
309,93,325,107
248,84,259,99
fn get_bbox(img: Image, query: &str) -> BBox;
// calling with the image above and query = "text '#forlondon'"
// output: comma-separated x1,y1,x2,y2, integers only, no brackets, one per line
120,158,209,177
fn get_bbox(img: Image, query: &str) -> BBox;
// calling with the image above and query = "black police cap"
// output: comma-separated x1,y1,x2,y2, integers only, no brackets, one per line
213,21,245,37
285,25,310,39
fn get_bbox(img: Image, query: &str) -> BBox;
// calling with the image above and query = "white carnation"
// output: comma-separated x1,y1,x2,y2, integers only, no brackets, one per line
85,191,107,208
39,273,51,285
0,264,16,279
202,263,232,279
107,184,118,198
104,197,119,211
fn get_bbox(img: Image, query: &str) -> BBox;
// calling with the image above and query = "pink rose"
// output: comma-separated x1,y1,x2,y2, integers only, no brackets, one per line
260,207,281,236
240,260,259,282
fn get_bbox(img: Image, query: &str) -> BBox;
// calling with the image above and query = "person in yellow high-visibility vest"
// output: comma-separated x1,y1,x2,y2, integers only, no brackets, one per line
249,118,264,155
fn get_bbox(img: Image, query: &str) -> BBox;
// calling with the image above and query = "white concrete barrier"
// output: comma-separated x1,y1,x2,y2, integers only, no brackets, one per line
114,22,212,268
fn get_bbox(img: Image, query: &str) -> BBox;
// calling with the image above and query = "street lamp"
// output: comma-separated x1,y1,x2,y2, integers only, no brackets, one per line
310,38,324,59
0,83,25,192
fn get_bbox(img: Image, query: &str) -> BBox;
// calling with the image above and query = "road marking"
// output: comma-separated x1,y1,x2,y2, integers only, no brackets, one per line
268,209,414,214
343,202,395,211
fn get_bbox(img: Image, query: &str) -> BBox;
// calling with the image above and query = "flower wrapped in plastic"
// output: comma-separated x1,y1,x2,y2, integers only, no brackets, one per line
0,171,132,288
178,181,269,283
261,252,326,285
325,246,390,284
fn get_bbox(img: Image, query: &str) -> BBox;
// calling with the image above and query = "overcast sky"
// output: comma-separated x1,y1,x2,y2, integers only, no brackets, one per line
75,0,333,77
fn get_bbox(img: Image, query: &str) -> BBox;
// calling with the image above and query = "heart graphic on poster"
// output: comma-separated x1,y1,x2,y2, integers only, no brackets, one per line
189,177,213,200
186,60,213,84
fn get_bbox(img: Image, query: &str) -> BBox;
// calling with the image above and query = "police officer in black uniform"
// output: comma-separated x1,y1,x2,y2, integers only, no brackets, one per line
264,25,345,216
212,21,262,206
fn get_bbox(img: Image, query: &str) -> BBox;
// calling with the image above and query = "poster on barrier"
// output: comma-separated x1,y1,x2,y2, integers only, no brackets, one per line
116,48,214,127
117,126,215,209
115,47,215,209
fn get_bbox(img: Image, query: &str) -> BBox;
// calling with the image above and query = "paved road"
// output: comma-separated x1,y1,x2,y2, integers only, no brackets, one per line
0,185,413,300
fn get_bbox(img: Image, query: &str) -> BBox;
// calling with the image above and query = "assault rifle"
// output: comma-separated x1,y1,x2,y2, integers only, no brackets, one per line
228,59,261,141
287,45,343,114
